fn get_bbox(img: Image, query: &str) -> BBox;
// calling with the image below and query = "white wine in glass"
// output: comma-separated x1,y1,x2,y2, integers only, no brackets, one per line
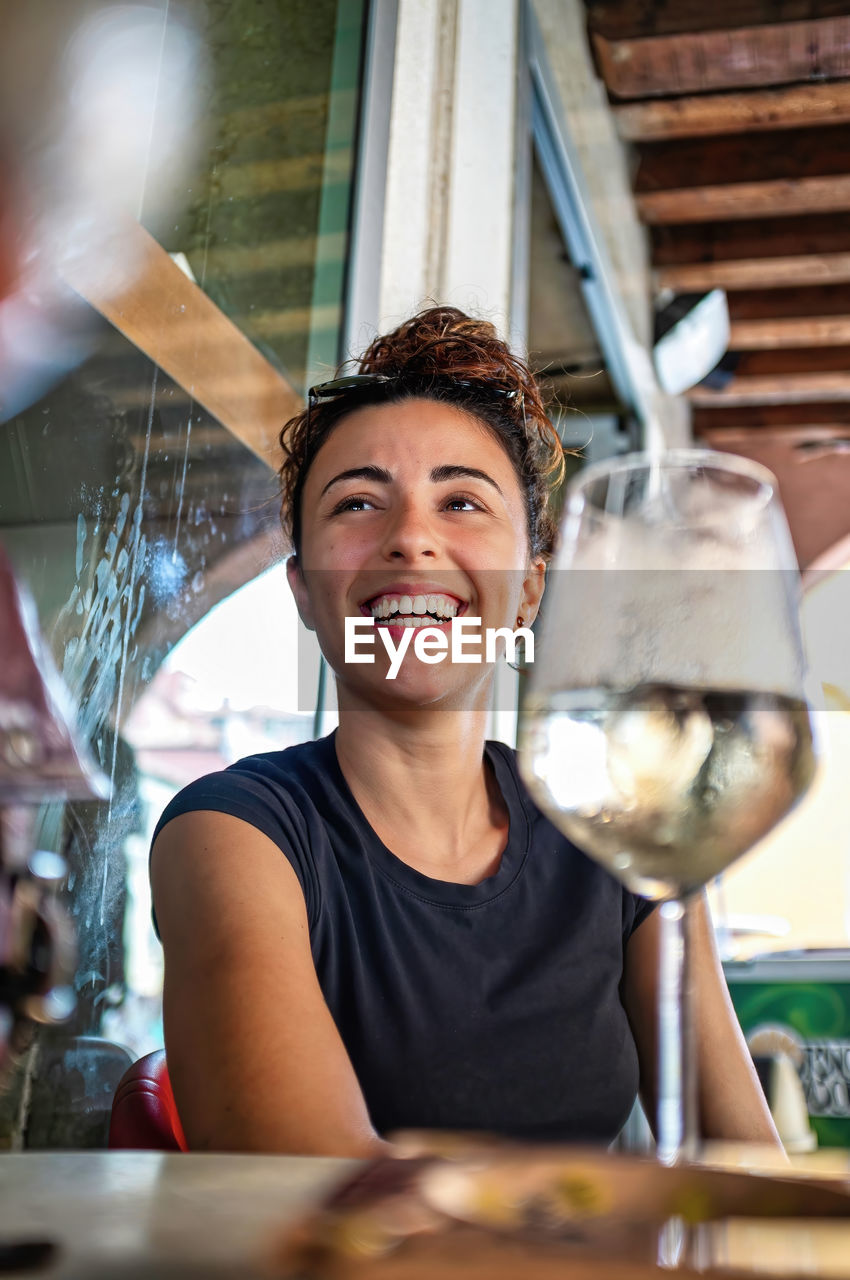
518,450,817,1164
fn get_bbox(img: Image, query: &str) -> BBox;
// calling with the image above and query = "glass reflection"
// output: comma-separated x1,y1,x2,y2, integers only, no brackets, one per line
0,0,366,1147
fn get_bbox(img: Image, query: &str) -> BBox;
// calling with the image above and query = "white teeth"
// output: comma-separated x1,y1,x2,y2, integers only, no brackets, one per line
368,592,462,620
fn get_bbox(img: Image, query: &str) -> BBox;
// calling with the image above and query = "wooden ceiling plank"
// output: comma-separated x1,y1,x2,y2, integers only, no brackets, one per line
732,346,850,376
637,176,850,224
655,253,850,291
635,125,850,193
248,303,340,339
688,373,850,407
219,150,353,200
692,401,850,430
729,316,850,348
592,18,850,100
615,82,850,141
202,232,346,277
586,2,850,40
652,214,850,266
60,218,301,468
695,425,850,445
726,285,850,320
220,90,356,136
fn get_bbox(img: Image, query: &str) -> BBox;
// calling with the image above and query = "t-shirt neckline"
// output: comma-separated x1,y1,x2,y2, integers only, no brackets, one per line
318,730,531,907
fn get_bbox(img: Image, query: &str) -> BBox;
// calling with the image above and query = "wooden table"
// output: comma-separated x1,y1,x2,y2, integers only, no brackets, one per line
1,1148,849,1279
0,1151,353,1278
701,1144,850,1278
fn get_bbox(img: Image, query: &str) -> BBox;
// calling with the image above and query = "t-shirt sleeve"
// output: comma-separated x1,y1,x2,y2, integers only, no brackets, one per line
622,888,658,943
149,763,321,939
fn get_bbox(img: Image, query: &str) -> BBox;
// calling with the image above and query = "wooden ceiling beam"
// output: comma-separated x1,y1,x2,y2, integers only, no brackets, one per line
586,2,850,40
656,253,850,292
694,425,850,445
692,401,850,431
202,232,347,276
730,347,850,376
726,286,850,320
636,126,850,193
637,176,850,224
691,344,850,403
689,373,850,407
218,150,353,200
652,214,850,266
591,17,850,99
60,218,301,468
728,316,850,348
615,82,850,142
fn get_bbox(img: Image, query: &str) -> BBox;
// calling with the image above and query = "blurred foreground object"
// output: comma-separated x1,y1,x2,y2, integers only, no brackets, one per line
273,1140,850,1279
0,0,204,419
0,545,108,1077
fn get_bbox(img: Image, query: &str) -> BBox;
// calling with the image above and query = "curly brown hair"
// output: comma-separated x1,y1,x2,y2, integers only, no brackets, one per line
278,306,566,558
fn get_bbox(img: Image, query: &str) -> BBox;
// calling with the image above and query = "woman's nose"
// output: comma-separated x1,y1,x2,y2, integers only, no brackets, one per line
380,500,438,560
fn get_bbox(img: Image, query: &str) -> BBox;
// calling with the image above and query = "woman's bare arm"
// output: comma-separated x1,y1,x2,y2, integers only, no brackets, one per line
151,809,390,1156
621,893,783,1148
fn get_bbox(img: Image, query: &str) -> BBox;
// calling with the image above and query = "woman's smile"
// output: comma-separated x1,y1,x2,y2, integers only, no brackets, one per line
360,583,467,644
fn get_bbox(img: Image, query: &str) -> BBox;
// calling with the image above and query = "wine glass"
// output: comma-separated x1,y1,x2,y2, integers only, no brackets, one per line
518,450,817,1166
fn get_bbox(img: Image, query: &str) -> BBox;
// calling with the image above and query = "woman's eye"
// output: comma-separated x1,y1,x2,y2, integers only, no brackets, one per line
331,495,376,514
444,494,484,512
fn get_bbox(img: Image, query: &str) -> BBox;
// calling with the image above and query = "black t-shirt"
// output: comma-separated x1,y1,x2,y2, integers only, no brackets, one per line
152,731,655,1143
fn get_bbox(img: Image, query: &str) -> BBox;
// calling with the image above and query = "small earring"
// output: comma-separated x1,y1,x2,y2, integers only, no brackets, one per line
508,617,529,671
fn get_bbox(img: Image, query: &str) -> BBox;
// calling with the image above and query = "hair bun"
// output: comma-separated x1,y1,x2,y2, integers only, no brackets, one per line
358,306,517,388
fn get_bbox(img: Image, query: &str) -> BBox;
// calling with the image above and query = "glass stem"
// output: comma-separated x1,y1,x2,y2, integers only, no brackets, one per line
657,894,699,1165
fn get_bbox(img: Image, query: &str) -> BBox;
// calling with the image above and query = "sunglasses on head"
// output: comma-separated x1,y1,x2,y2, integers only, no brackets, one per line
306,372,521,425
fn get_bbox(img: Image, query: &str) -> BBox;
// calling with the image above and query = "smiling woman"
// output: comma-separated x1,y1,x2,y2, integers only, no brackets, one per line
148,306,781,1157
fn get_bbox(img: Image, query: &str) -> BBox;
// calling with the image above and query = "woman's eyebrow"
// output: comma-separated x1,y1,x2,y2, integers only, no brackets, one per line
320,464,392,497
430,464,503,495
320,462,504,498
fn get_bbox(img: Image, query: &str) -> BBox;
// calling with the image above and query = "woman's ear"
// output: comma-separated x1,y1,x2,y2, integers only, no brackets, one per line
518,557,546,628
286,554,316,631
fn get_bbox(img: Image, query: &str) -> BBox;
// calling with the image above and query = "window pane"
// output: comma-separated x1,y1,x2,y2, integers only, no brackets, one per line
0,0,366,1148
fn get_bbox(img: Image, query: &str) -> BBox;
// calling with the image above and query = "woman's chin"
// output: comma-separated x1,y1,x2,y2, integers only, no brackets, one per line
339,660,495,711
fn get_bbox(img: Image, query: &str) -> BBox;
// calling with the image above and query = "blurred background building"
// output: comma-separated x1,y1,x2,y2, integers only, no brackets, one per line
3,0,850,1145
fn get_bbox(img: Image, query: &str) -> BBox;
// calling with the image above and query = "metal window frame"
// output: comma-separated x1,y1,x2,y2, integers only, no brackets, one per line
341,0,399,363
510,0,533,349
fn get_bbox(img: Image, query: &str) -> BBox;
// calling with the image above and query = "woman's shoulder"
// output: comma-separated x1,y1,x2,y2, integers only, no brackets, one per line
150,733,340,856
150,734,340,932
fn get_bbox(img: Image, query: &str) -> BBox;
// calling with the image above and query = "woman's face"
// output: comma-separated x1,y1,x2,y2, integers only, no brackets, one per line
287,397,546,709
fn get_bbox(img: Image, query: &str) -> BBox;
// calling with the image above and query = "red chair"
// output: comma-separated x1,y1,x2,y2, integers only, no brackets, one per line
109,1049,187,1151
